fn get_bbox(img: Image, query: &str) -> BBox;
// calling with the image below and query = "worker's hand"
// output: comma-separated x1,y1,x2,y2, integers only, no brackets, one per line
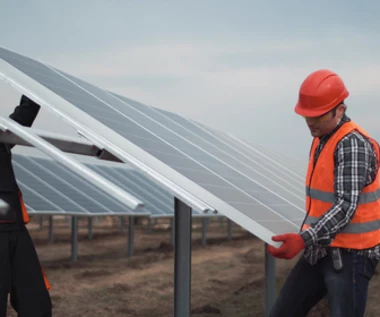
267,233,305,259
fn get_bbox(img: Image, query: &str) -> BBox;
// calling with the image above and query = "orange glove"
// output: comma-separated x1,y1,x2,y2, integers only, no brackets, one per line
267,233,305,259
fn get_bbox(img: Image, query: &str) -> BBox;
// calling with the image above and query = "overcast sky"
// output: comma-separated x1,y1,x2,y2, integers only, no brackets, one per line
1,0,380,164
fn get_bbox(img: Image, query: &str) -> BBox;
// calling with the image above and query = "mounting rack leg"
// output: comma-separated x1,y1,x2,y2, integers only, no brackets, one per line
173,197,192,317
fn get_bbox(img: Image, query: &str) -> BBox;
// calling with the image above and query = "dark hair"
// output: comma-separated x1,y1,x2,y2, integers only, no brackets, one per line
331,102,346,117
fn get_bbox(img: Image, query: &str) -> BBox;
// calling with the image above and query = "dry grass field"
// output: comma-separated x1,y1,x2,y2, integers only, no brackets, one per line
6,216,380,317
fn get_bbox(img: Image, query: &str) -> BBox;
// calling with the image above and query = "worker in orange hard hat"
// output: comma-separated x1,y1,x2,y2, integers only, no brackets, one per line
267,69,380,317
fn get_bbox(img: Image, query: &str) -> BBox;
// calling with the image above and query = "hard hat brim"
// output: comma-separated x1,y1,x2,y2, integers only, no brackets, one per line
294,102,331,117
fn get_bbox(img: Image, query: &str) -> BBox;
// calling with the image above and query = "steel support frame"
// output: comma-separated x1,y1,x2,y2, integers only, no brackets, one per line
170,218,175,246
128,216,135,257
201,217,208,246
88,217,93,240
174,197,192,317
48,215,54,243
227,218,232,241
0,127,122,162
172,205,276,317
71,216,78,263
264,243,276,317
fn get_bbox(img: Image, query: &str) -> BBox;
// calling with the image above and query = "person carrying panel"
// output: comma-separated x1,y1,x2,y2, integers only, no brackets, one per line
0,95,52,316
267,69,380,317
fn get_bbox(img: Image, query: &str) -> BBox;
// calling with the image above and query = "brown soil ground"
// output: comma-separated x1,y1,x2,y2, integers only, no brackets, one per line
6,216,380,317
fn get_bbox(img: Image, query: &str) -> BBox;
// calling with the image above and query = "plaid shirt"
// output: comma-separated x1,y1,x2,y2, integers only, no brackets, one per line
300,114,380,265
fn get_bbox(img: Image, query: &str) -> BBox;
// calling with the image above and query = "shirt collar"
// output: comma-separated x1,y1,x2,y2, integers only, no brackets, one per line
319,114,350,144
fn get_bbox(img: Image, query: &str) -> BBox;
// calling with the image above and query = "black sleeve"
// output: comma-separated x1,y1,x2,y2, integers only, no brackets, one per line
7,95,41,149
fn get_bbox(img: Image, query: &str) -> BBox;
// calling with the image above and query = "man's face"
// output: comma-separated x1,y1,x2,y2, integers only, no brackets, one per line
303,105,345,138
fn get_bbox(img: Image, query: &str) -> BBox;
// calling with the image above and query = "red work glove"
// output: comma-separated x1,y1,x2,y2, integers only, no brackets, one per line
267,233,305,259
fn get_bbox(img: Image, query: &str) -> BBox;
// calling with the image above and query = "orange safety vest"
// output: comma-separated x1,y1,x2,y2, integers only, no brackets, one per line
19,191,51,290
301,120,380,250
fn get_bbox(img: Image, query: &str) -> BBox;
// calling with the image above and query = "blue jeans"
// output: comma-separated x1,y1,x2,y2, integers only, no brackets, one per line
269,249,378,317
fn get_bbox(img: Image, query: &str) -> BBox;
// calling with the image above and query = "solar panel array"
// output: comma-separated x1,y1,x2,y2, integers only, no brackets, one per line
12,154,149,216
12,154,210,217
0,47,306,244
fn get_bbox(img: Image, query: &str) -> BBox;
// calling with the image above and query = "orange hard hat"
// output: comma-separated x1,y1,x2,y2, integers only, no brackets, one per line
294,69,349,117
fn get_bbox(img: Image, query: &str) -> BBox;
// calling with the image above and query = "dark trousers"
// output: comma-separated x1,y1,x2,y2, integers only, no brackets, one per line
269,249,378,317
0,229,52,317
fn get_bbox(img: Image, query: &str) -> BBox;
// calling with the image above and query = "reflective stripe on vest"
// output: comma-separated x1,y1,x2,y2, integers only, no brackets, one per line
304,215,380,234
306,186,380,204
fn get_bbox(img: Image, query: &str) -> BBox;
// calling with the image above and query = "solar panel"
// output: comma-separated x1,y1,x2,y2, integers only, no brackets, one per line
0,115,145,212
0,47,306,246
13,153,215,218
12,154,150,217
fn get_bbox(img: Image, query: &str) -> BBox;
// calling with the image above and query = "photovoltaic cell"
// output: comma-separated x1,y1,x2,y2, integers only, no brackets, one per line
0,47,307,242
